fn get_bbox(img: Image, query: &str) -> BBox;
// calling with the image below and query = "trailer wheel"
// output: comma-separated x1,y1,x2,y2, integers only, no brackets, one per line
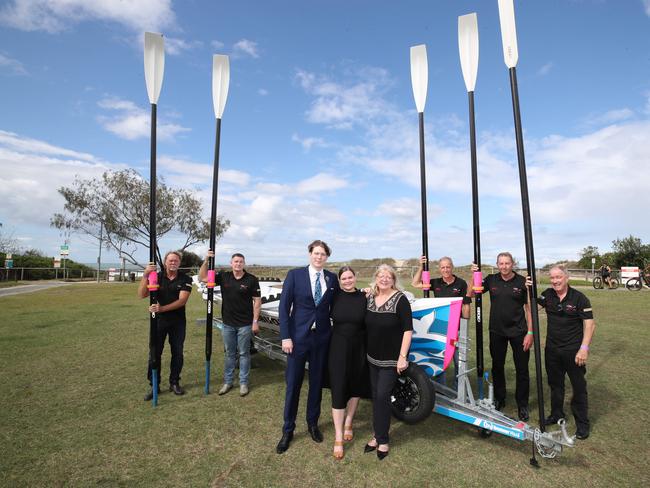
479,428,493,438
390,363,435,424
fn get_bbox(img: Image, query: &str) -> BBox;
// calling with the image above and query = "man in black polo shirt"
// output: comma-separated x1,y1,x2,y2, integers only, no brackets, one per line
200,251,261,397
533,266,594,439
412,255,471,387
472,252,532,421
138,250,193,400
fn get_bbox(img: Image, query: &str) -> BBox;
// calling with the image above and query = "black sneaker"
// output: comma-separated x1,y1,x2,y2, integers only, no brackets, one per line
144,387,161,401
517,406,529,422
494,399,505,411
169,383,185,395
544,415,564,426
575,429,590,440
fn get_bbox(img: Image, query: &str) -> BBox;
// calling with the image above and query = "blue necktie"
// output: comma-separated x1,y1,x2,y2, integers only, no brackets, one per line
314,272,322,305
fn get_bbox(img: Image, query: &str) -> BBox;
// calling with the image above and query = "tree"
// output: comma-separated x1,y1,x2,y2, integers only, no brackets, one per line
611,235,650,268
52,169,229,267
0,224,21,254
578,245,600,269
180,250,203,268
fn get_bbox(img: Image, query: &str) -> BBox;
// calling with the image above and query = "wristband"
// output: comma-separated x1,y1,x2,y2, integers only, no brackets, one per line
526,331,533,336
580,345,589,351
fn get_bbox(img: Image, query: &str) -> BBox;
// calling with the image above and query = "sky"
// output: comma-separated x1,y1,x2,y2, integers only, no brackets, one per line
0,0,649,267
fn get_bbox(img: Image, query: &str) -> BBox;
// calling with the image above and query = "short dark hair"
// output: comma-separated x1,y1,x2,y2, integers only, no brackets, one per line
308,239,331,257
338,265,356,278
231,253,245,260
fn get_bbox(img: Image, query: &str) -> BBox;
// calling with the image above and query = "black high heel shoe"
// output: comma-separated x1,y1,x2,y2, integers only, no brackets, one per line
364,438,377,453
377,448,389,460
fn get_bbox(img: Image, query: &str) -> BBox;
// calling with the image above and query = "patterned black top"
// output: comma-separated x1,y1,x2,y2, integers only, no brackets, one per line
365,291,413,367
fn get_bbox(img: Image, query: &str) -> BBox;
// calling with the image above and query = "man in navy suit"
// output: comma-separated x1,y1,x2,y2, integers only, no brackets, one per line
276,240,339,454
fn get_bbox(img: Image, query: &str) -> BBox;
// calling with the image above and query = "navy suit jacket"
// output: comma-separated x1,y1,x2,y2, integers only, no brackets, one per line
279,266,339,346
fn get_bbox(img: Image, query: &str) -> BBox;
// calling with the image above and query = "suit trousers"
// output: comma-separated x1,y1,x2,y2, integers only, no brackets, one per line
545,346,589,431
282,333,329,433
489,331,529,407
369,363,398,445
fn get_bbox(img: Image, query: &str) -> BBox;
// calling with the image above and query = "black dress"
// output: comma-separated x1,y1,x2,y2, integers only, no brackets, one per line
328,289,371,409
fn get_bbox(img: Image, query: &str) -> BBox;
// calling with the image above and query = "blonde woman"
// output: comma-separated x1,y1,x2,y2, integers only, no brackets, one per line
364,264,413,460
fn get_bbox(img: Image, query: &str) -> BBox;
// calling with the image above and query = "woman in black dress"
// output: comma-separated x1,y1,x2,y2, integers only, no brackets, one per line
329,266,369,460
364,264,412,460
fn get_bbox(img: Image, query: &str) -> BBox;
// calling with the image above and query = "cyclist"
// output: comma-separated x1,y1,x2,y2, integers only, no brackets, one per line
599,264,611,288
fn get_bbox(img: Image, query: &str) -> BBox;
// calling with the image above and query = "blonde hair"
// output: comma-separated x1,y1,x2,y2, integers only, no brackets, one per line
370,264,402,296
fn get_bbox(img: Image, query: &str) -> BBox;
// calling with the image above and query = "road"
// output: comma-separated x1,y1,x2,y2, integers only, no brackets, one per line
0,282,72,298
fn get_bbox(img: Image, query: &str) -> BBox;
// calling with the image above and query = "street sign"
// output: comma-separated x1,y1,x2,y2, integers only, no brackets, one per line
5,259,13,269
60,245,70,256
6,253,12,259
53,258,61,268
591,258,596,264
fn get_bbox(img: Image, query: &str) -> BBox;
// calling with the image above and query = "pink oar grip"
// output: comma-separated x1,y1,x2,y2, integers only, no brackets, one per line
473,271,483,292
147,271,159,291
207,270,216,288
422,270,431,290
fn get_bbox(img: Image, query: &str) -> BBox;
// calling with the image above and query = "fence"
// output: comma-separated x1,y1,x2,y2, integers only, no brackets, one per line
0,265,618,285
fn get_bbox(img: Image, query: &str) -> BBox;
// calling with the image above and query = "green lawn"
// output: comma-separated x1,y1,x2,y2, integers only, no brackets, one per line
1,283,648,487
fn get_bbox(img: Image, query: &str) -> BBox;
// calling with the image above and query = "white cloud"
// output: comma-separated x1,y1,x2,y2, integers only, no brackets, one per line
291,133,327,151
232,39,259,58
583,108,635,127
211,40,225,50
0,131,117,228
295,67,395,129
537,61,553,76
295,173,349,194
0,51,27,75
165,37,203,56
0,0,176,34
97,97,190,141
258,88,269,96
157,156,251,187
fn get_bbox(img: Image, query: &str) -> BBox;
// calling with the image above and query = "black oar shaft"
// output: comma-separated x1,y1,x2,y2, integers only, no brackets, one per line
418,112,430,298
508,67,545,432
468,92,484,393
205,118,222,394
148,102,159,406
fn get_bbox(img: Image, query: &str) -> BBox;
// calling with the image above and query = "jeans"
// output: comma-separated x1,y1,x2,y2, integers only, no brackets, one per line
222,324,252,385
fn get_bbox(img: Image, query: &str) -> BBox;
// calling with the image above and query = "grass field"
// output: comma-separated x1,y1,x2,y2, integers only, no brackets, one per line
1,282,649,487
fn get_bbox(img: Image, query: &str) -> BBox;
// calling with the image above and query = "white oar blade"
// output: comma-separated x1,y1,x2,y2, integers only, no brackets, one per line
144,32,165,104
212,55,230,119
458,13,479,92
497,0,518,68
410,44,428,113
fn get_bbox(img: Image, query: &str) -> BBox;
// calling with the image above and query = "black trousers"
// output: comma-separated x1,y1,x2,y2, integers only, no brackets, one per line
545,347,589,431
369,363,398,445
489,331,529,407
147,320,186,386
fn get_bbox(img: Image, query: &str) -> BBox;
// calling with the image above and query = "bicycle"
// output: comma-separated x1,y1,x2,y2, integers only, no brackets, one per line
593,275,619,290
625,271,650,291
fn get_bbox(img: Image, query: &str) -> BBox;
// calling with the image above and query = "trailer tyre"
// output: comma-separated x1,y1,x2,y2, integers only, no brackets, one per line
390,363,435,424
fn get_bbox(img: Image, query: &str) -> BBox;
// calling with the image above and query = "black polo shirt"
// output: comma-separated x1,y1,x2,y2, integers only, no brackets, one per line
429,275,472,304
156,271,192,326
483,272,528,337
538,286,593,351
217,271,261,327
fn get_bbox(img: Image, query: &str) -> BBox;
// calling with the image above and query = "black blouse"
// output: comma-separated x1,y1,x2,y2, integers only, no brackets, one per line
365,291,413,367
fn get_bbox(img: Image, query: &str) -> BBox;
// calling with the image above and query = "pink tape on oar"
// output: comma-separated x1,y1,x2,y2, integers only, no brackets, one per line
147,271,159,291
422,270,431,290
444,299,462,370
207,269,216,288
473,271,483,292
